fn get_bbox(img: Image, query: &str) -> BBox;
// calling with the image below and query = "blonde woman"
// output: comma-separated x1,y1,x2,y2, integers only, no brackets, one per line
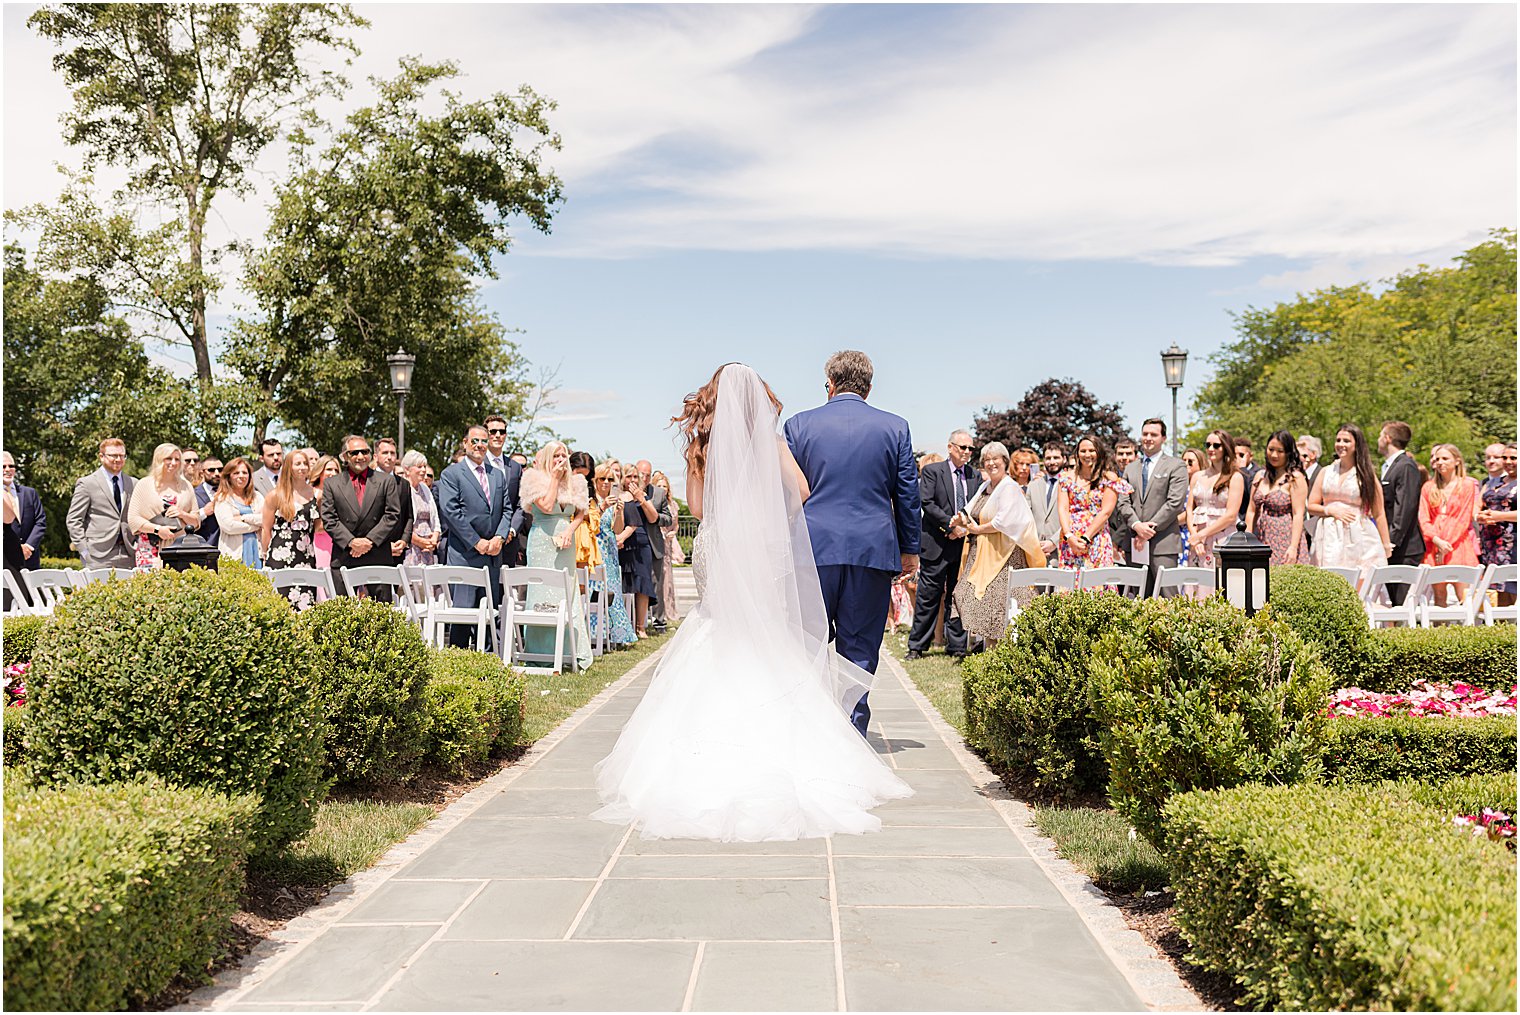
592,460,637,646
651,470,684,624
520,441,593,670
126,442,201,570
1419,443,1481,606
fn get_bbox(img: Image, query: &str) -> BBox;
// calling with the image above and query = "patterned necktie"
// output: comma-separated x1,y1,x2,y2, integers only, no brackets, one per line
476,464,489,496
953,469,965,512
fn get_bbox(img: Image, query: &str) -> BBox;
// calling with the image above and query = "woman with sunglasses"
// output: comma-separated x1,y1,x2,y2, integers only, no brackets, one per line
1307,423,1392,582
1186,431,1245,567
592,459,637,646
1476,442,1517,606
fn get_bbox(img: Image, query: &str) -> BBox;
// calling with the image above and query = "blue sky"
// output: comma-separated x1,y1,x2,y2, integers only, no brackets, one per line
6,4,1515,493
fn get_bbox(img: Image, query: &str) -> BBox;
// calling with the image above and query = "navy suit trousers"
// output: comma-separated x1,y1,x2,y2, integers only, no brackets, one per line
815,564,894,736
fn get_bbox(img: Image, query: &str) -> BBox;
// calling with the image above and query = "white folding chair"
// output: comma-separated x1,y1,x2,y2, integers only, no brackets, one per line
419,565,495,650
1318,565,1362,591
1416,564,1485,626
1478,564,1518,625
1073,565,1148,596
267,567,336,609
78,567,135,584
498,566,579,674
3,570,36,616
1361,564,1425,628
581,565,610,657
1153,566,1217,599
340,565,421,625
1004,567,1078,623
21,569,79,616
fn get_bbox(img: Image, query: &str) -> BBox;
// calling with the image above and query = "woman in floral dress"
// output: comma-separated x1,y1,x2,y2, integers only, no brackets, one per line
1478,443,1517,603
1056,434,1132,580
1244,431,1308,565
126,443,202,570
1187,430,1246,567
593,459,638,647
261,450,320,610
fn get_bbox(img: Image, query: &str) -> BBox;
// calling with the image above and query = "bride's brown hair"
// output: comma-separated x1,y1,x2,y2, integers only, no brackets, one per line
672,363,783,475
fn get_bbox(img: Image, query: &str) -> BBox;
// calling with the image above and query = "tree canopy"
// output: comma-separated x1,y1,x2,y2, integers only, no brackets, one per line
1191,230,1517,461
973,379,1130,454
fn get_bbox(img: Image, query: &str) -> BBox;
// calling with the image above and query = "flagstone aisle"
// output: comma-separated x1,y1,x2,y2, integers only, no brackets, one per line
185,576,1198,1012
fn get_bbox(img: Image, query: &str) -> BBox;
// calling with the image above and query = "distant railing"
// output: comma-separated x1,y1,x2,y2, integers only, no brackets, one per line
677,513,700,562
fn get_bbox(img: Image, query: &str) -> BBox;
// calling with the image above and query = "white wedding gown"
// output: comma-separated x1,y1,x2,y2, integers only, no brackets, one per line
592,365,912,841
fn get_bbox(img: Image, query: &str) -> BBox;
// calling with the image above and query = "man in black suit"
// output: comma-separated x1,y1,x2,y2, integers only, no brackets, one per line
1109,437,1137,566
374,438,414,564
1296,435,1322,551
1378,420,1426,605
319,435,403,599
1235,437,1260,524
907,429,979,659
191,454,222,549
3,452,46,572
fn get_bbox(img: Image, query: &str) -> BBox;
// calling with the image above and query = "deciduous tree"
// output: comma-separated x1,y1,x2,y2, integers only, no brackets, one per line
974,379,1130,454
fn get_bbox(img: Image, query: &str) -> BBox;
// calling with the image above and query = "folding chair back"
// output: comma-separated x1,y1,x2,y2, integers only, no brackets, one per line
581,565,611,656
498,566,576,674
1153,566,1217,597
1073,566,1147,595
1318,566,1362,590
22,569,78,615
419,565,494,649
1362,564,1425,627
80,567,136,584
1478,564,1518,624
267,567,337,606
3,570,34,616
340,565,420,623
1417,564,1485,626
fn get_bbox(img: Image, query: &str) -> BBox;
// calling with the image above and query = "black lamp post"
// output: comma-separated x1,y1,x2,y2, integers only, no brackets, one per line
1160,344,1188,456
386,348,416,455
1214,521,1274,616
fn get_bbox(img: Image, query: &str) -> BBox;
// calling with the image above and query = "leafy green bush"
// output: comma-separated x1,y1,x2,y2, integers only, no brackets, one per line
1402,769,1518,816
1089,595,1333,850
1325,714,1517,784
3,704,26,768
299,597,431,785
26,567,328,855
2,615,46,666
422,648,526,775
3,773,259,1011
963,591,1136,796
1264,564,1372,682
1165,777,1517,1011
1358,624,1518,693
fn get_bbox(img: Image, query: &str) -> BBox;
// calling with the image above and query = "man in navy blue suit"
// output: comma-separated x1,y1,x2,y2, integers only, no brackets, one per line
436,425,523,648
3,452,46,570
784,351,922,736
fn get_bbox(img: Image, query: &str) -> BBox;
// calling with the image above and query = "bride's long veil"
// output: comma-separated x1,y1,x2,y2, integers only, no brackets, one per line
702,364,873,715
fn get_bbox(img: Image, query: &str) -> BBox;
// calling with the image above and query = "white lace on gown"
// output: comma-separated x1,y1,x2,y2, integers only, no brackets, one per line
591,365,912,841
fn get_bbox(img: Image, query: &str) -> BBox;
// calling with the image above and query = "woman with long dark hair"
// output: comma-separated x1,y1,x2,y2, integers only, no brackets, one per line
1056,433,1131,574
1307,423,1392,580
1186,430,1245,566
1244,430,1309,565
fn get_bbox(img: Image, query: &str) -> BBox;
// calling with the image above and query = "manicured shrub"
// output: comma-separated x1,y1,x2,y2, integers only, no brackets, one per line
299,596,431,784
1165,777,1517,1011
3,773,260,1011
3,704,27,768
2,615,46,666
422,648,526,774
962,590,1136,796
1402,769,1517,816
1324,714,1517,784
1089,595,1333,850
1264,564,1372,682
26,567,327,855
1358,624,1517,693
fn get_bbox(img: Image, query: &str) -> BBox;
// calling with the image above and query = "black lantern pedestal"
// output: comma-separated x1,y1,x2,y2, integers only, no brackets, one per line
1214,522,1273,616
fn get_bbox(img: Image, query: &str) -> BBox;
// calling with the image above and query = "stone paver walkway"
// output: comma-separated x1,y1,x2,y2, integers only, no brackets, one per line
188,609,1197,1011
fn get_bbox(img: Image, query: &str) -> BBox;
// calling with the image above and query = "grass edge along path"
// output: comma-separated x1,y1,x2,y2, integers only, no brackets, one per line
882,631,1168,894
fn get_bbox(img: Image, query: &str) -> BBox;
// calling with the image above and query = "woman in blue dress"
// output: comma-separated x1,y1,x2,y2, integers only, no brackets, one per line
520,441,593,672
593,459,638,647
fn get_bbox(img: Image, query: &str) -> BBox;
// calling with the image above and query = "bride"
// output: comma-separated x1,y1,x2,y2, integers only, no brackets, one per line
592,363,913,841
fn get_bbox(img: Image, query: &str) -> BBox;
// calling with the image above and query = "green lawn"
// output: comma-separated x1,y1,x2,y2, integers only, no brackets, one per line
884,630,1169,893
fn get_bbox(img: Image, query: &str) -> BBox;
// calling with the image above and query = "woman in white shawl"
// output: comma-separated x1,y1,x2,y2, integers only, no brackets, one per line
951,442,1046,646
520,440,593,671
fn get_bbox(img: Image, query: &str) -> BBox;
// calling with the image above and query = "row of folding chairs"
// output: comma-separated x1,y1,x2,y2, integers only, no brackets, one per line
4,567,136,616
1355,563,1517,628
1004,565,1218,622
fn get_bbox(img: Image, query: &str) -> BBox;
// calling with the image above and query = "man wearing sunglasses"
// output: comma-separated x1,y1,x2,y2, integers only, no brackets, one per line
193,455,223,549
436,424,524,647
320,435,404,599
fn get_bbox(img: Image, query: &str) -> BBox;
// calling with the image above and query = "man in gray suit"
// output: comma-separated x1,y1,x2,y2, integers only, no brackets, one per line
1027,443,1065,560
633,458,675,632
252,439,284,495
1116,418,1190,597
66,437,136,568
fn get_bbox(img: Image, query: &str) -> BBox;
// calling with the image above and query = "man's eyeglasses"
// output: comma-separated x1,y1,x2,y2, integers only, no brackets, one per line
205,466,223,473
468,437,490,446
487,427,508,436
347,448,372,457
952,443,975,452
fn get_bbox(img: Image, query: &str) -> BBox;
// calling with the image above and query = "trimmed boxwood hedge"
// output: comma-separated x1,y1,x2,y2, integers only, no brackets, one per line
1324,714,1518,784
1164,775,1517,1011
299,596,431,785
3,704,27,768
1265,564,1373,682
1358,624,1517,694
25,564,328,855
2,614,46,666
3,773,260,1011
422,648,526,774
962,590,1136,797
1089,595,1333,850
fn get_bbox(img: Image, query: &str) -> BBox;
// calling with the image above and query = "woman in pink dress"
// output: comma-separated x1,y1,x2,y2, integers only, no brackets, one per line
1056,434,1132,578
1308,423,1392,583
1186,430,1246,566
309,454,340,577
1419,443,1481,606
1244,430,1309,565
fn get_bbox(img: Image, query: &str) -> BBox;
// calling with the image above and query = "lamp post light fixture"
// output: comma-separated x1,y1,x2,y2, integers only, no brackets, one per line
1160,344,1188,456
1214,521,1274,617
386,348,416,455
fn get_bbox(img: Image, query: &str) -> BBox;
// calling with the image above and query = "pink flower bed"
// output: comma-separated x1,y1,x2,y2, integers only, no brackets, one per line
1452,810,1518,852
3,662,27,708
1327,680,1517,719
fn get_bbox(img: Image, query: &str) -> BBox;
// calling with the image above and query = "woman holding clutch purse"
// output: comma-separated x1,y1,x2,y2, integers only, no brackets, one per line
126,443,201,571
949,442,1046,648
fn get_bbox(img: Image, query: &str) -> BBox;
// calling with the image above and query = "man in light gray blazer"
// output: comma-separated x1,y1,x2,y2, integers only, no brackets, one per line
1026,442,1065,559
66,438,137,568
252,438,284,496
1115,418,1190,597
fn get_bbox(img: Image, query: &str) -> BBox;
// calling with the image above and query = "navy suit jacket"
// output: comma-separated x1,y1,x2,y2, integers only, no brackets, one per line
7,484,45,569
436,457,522,569
194,483,221,549
784,393,922,571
